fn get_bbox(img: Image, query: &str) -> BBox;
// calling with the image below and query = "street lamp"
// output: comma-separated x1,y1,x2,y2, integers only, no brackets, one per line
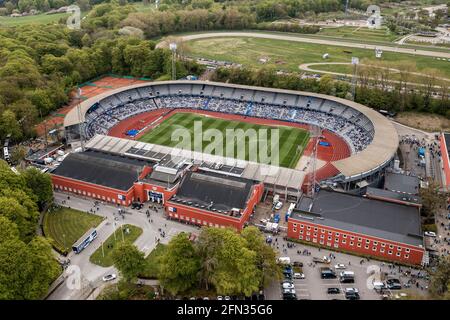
169,42,177,81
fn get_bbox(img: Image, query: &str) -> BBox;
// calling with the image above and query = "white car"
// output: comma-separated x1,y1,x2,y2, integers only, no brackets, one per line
217,296,223,300
102,274,117,282
224,296,231,300
424,231,437,237
334,264,346,270
282,282,295,289
293,273,305,279
275,202,283,210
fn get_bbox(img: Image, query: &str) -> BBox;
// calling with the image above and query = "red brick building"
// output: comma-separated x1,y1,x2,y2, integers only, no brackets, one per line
165,171,264,230
287,190,425,265
51,150,262,231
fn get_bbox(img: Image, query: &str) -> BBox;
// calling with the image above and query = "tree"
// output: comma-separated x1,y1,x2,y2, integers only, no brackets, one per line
112,243,145,283
0,216,20,244
241,226,280,287
158,233,201,295
196,227,260,296
419,179,447,222
429,256,450,299
0,110,22,141
22,167,53,211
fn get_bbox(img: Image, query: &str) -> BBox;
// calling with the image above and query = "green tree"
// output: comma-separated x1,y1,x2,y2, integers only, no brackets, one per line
0,216,20,244
0,110,22,141
158,233,201,295
241,226,280,286
22,167,53,210
112,243,145,283
429,256,450,300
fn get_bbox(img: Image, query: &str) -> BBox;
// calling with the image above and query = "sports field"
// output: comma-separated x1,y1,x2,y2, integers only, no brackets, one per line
138,113,310,168
185,37,450,78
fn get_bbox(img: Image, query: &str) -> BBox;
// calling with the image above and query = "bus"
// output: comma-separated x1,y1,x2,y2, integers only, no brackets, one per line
72,228,97,254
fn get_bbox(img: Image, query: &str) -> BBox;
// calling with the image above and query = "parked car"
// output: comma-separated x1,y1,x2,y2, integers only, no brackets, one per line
275,201,283,210
217,296,223,300
282,282,295,289
334,264,346,270
293,261,303,267
424,231,437,237
293,273,305,279
282,293,297,300
102,274,117,282
224,296,231,300
282,288,296,295
345,288,360,300
327,287,340,294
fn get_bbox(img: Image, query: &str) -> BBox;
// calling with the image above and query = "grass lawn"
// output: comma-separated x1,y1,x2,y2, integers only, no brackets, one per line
90,224,143,267
185,37,450,78
138,113,310,168
394,112,450,132
317,26,399,42
139,243,167,279
43,207,104,253
0,12,69,27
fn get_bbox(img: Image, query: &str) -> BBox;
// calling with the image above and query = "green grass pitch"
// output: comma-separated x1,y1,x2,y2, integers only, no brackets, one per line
138,113,310,168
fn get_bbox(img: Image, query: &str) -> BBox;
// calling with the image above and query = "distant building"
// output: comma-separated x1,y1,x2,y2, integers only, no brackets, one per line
287,190,425,265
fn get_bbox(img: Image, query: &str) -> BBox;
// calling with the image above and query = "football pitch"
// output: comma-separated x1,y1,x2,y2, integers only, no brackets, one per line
138,113,310,168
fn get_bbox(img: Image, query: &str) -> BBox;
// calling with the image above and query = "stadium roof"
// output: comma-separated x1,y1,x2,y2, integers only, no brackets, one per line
169,171,255,213
85,134,306,190
65,80,398,179
292,190,423,247
51,150,150,191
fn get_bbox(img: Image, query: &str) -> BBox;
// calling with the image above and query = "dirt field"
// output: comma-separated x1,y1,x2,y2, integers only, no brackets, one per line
394,112,450,132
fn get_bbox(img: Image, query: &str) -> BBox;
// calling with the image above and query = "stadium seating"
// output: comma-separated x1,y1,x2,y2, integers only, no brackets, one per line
84,86,375,155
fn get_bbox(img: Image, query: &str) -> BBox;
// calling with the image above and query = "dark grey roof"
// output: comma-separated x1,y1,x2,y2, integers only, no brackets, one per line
52,150,150,191
292,190,423,247
384,172,419,195
365,187,421,206
170,171,255,213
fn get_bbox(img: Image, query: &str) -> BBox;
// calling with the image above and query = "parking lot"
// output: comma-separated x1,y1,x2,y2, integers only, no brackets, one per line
265,235,430,300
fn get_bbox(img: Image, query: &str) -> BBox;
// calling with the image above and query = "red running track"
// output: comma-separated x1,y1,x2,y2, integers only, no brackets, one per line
107,108,351,181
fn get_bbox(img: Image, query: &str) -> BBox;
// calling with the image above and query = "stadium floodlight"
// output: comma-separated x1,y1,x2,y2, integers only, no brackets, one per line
351,57,359,101
170,42,177,80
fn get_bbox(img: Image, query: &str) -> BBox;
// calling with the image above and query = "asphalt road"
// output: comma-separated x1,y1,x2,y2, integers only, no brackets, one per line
46,192,198,300
158,32,450,59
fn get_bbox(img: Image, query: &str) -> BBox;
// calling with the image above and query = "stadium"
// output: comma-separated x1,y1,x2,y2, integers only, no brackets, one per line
63,80,398,194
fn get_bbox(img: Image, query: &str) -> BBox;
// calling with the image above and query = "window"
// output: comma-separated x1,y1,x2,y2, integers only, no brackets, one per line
299,236,303,240
327,242,331,247
320,235,324,239
405,248,410,253
300,230,304,234
404,254,409,259
321,229,325,233
320,240,324,245
306,237,310,241
350,236,355,240
314,227,318,231
293,223,297,228
397,247,402,251
343,234,347,239
328,231,332,235
381,243,386,248
293,228,297,233
342,240,346,244
336,233,340,237
328,236,332,241
365,245,369,249
388,250,393,255
366,239,370,244
358,237,362,242
307,226,311,230
372,247,377,251
357,243,361,248
350,242,354,246
300,224,304,229
389,245,394,249
334,243,339,248
396,252,401,257
335,238,339,243
380,249,385,253
313,233,317,237
313,238,317,243
373,241,378,245
306,232,311,236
